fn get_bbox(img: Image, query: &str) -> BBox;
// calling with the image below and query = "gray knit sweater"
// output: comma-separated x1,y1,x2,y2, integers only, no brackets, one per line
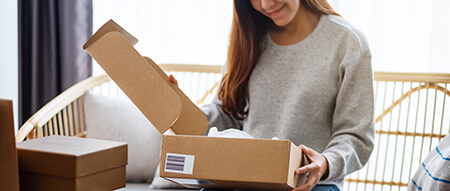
201,14,375,190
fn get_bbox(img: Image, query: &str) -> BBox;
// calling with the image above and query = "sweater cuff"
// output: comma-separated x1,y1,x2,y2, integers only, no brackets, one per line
320,154,329,180
321,151,341,181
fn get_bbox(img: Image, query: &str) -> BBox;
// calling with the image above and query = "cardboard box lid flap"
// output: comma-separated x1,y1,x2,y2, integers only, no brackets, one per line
84,20,207,135
143,57,208,135
85,31,181,134
83,20,137,49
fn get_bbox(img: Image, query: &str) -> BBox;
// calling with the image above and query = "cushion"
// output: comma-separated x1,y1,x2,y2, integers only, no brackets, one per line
148,163,184,189
84,91,161,183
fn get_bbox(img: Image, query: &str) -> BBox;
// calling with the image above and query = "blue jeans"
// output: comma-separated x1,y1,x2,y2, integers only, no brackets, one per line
312,184,340,191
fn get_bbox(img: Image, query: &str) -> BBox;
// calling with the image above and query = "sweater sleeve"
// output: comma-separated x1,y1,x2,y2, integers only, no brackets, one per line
200,98,242,131
321,45,375,181
199,62,242,131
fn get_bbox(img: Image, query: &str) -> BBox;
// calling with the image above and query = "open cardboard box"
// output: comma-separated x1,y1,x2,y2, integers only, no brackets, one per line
84,20,306,190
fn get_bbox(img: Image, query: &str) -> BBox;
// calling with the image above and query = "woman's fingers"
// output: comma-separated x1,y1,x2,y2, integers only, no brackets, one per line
298,145,314,159
291,145,329,191
291,173,320,191
295,162,320,175
169,74,178,85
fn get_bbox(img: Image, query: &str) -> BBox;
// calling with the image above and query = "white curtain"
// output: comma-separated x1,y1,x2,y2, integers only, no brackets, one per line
93,0,450,75
92,0,233,75
329,0,450,73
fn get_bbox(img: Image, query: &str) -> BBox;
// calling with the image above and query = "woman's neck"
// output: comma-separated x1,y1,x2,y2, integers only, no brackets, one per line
269,5,320,46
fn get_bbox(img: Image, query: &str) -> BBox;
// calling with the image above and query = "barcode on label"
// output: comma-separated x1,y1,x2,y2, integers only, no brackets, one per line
164,153,195,175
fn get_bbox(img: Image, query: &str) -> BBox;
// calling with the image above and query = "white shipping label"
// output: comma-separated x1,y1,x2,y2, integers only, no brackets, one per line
164,153,195,175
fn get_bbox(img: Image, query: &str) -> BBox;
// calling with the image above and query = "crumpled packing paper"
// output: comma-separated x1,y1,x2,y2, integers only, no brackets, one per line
207,127,279,140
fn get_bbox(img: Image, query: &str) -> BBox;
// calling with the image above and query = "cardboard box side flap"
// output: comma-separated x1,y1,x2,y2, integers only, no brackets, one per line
287,142,303,187
84,20,207,136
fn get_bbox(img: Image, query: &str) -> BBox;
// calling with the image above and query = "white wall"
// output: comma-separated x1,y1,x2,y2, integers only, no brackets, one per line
0,0,19,131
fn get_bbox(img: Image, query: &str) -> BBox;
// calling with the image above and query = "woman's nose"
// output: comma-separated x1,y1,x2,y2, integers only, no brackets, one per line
261,0,276,10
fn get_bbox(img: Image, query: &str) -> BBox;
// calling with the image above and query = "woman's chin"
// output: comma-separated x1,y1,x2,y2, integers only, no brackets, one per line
272,19,290,27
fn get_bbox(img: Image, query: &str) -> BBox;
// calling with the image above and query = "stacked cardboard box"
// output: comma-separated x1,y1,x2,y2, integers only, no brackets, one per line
0,99,20,191
16,135,127,191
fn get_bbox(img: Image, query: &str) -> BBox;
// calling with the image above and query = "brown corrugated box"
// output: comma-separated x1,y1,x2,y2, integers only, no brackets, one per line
0,99,20,191
84,20,306,190
16,135,127,191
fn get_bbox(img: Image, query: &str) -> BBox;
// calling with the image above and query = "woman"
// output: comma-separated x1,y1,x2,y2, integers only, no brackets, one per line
173,0,375,190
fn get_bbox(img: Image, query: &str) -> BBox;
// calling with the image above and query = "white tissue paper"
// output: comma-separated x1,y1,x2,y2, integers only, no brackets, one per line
207,127,254,139
207,127,280,140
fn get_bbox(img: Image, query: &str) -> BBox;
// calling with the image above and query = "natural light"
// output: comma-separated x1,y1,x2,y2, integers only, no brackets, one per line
93,0,450,75
91,1,450,191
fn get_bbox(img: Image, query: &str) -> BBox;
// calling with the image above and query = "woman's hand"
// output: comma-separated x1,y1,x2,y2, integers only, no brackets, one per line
290,145,329,191
169,74,178,85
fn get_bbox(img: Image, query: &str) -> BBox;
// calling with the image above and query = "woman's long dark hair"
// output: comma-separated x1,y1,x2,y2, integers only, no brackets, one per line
218,0,340,120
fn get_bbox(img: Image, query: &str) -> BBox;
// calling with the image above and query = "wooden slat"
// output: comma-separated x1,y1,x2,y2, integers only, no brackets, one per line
159,64,222,73
52,116,58,135
439,84,448,141
376,130,447,139
374,72,450,83
389,82,404,189
78,131,87,138
43,123,48,136
73,99,80,136
68,103,74,136
27,129,36,140
16,122,34,142
79,97,86,135
399,82,414,185
345,178,409,187
37,125,43,138
381,81,397,190
418,85,430,166
48,118,54,135
429,88,439,152
63,107,69,136
58,111,64,136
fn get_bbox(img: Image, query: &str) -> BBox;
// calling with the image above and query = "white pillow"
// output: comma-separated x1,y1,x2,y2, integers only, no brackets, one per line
83,91,161,183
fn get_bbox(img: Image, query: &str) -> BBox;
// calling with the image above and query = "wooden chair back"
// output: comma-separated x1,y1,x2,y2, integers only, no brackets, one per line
15,64,223,142
345,72,450,191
